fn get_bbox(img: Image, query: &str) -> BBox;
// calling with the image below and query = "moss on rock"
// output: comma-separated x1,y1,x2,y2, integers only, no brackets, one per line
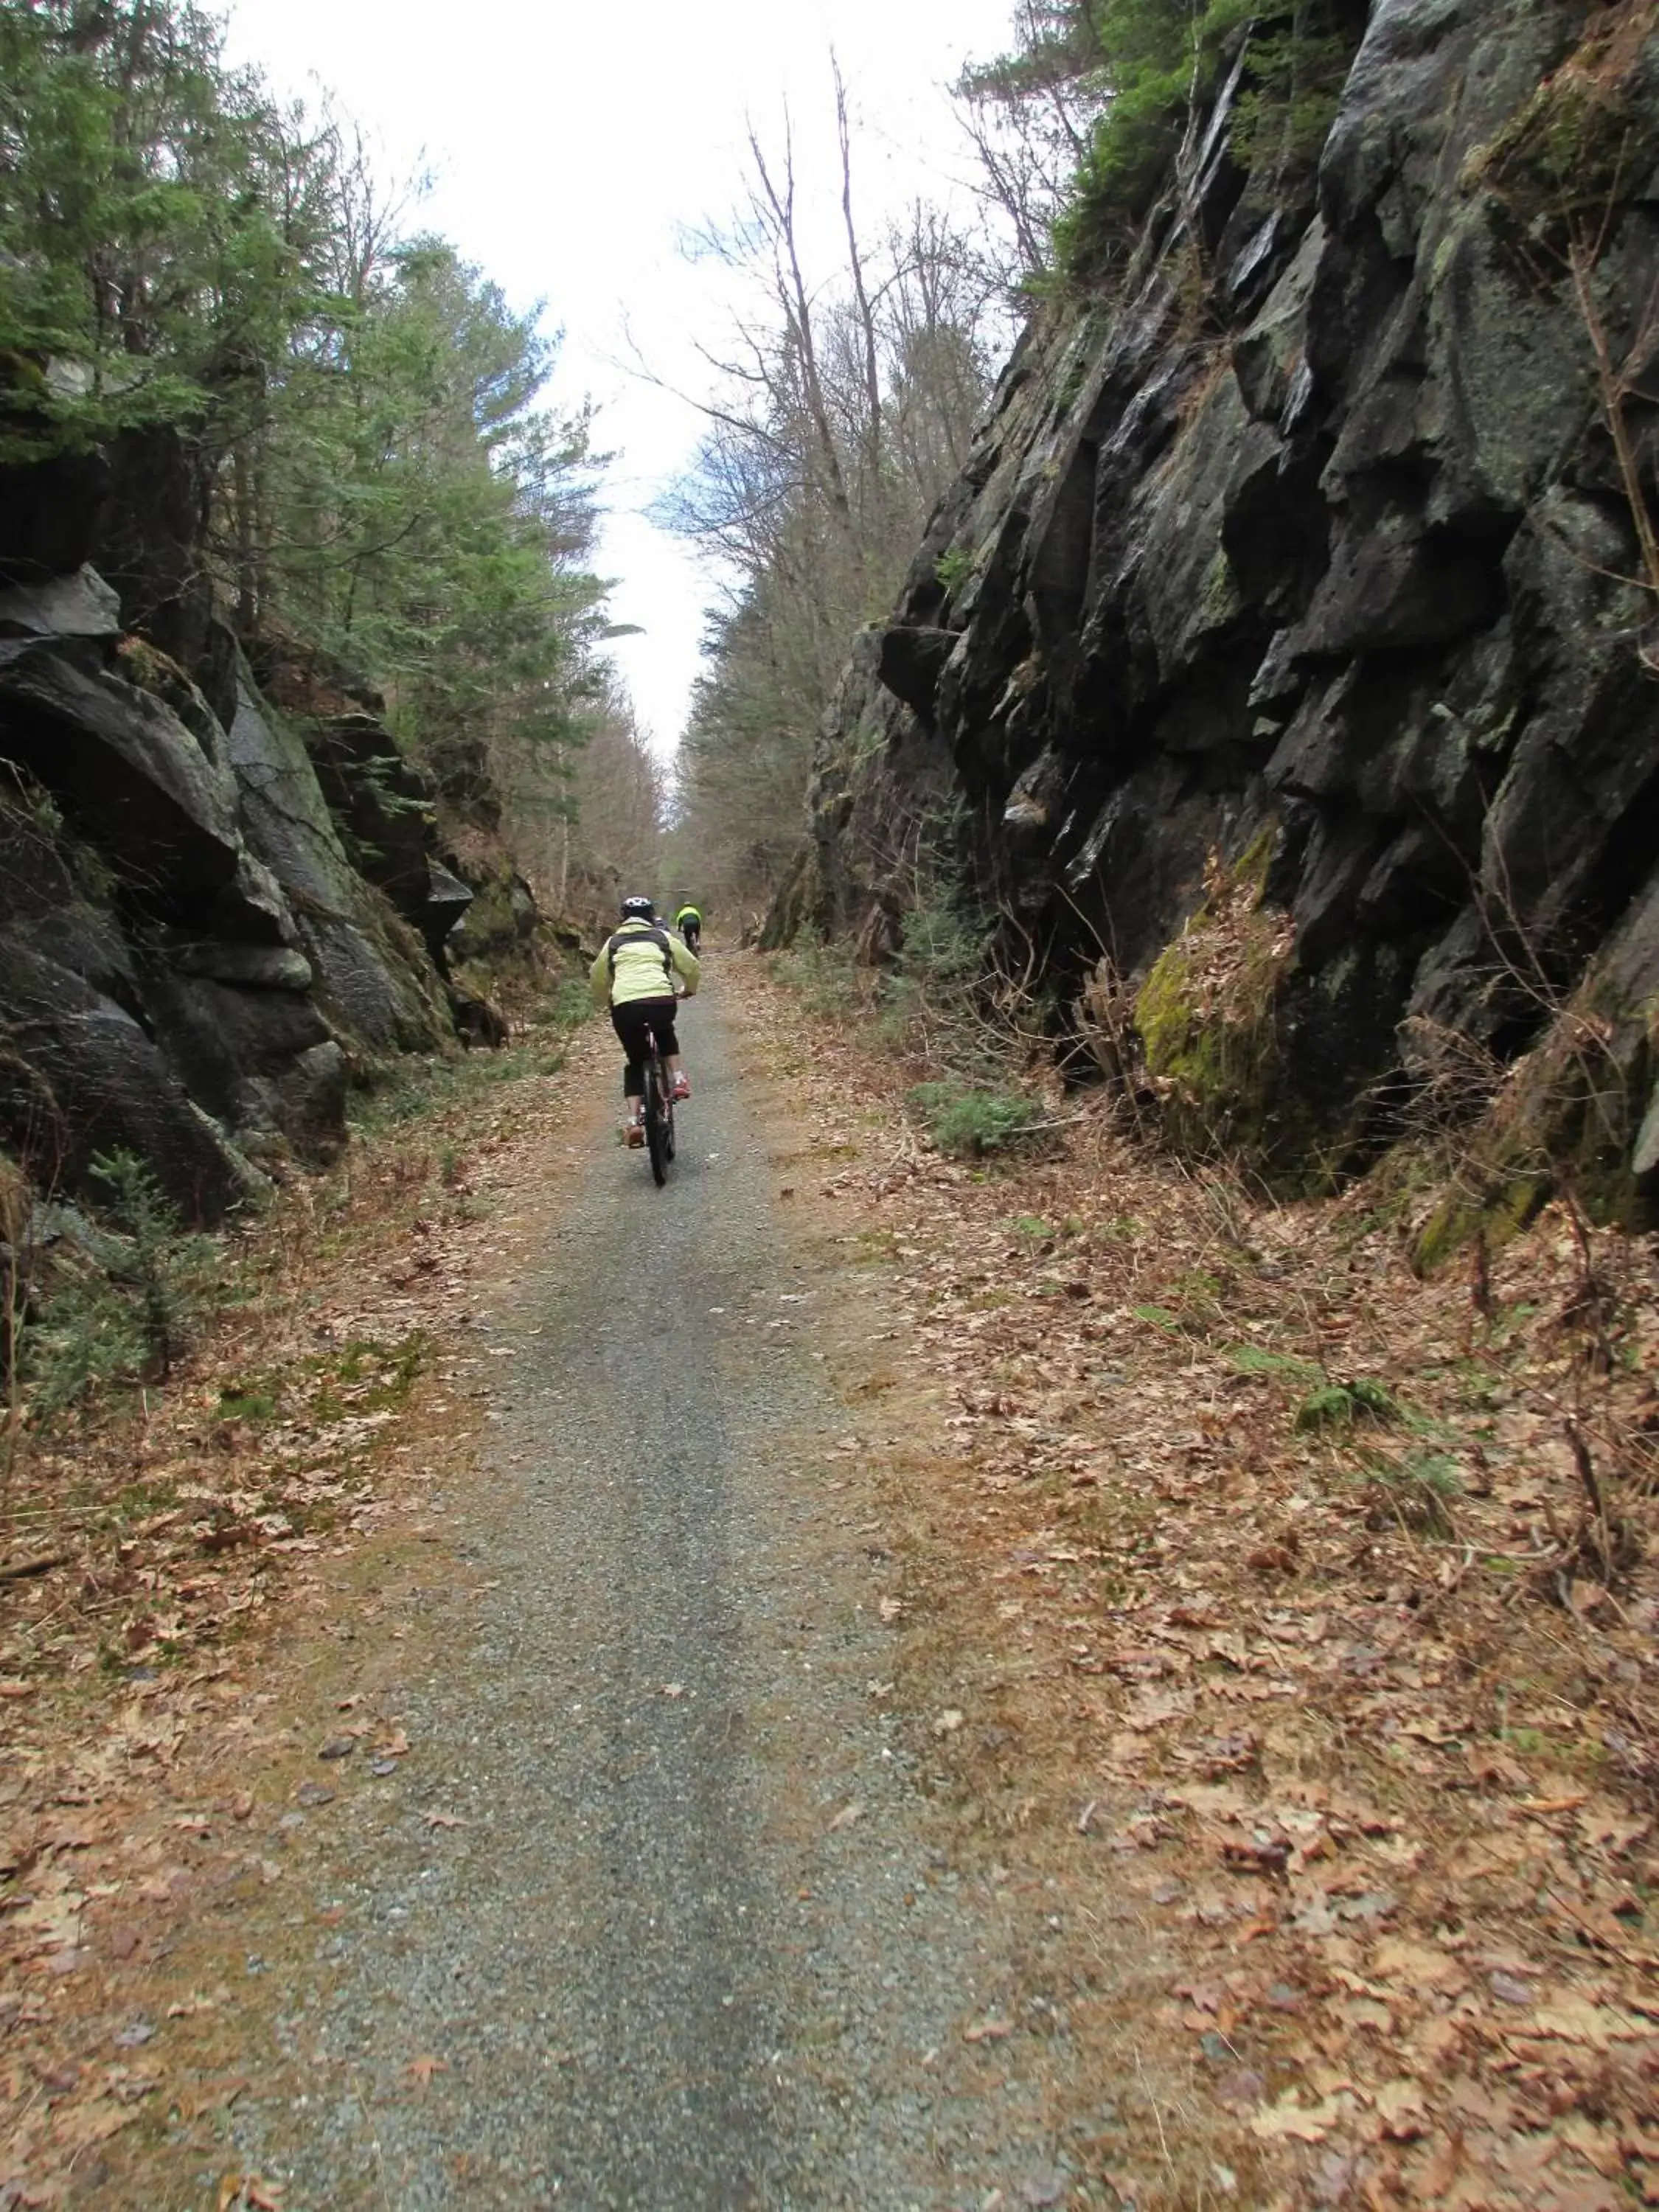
114,635,223,751
1134,831,1307,1172
1411,1159,1551,1277
1464,15,1659,237
1411,944,1659,1271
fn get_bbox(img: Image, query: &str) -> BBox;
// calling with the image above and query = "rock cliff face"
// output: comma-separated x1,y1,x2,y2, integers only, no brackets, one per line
0,433,491,1222
776,0,1659,1222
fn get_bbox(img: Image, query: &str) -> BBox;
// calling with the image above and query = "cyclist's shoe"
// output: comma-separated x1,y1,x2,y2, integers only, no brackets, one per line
671,1072,692,1101
626,1121,645,1148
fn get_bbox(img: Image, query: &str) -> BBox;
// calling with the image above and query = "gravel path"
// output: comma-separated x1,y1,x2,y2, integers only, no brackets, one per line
232,978,1079,2210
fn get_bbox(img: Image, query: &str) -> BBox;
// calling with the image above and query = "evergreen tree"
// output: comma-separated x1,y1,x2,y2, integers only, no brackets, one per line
0,0,611,887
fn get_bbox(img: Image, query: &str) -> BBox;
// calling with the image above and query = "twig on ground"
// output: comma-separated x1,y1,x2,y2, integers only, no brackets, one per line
0,1553,69,1582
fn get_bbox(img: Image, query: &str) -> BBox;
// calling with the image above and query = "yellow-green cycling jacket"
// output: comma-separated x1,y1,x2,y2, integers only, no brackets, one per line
588,917,700,1010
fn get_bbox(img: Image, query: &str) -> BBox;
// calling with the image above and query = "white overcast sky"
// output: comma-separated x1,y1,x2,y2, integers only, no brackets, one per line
219,0,1021,758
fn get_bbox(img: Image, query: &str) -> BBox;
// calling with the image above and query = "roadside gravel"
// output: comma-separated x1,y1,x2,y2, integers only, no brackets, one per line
226,973,1080,2210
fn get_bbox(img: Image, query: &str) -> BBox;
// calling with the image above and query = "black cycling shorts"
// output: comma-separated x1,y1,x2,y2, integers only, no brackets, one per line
611,998,679,1097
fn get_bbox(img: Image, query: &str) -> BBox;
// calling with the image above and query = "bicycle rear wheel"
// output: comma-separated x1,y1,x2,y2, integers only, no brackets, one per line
643,1046,670,1186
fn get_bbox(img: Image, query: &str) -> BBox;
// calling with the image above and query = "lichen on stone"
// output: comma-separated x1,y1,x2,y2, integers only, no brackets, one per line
1461,10,1659,236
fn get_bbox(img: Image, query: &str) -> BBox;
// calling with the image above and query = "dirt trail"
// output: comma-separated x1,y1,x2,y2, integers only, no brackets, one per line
8,956,1655,2212
143,971,1079,2210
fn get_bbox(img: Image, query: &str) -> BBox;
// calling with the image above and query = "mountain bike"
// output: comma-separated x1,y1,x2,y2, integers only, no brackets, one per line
639,1019,676,1186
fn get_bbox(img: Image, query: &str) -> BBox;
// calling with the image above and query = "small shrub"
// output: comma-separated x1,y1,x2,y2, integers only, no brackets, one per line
308,1332,425,1422
1097,1214,1143,1242
1133,1303,1181,1332
872,972,925,1051
934,546,973,593
1501,1725,1549,1755
549,976,592,1029
1135,837,1301,1169
897,887,984,993
22,1270,152,1421
776,943,865,1020
1294,1376,1402,1433
89,1151,204,1373
1360,1448,1462,1538
1229,27,1357,205
1225,1344,1318,1382
1051,0,1359,278
217,1384,277,1423
910,1080,1041,1158
21,1152,218,1421
1170,1267,1225,1316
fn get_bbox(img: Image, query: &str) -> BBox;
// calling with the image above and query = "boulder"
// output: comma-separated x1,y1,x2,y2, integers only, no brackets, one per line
876,626,956,719
113,633,233,757
450,991,509,1049
0,639,288,940
3,902,139,1012
0,567,122,646
0,582,358,1193
0,941,253,1222
224,670,448,1053
164,942,315,991
243,639,479,975
305,712,432,891
136,962,345,1164
446,860,537,965
422,862,476,972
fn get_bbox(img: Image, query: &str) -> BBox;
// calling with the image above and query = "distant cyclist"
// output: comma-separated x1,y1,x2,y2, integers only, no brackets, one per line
673,902,703,955
589,895,700,1146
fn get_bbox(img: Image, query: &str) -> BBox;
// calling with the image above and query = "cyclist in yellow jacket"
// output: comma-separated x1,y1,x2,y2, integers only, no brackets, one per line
588,896,700,1144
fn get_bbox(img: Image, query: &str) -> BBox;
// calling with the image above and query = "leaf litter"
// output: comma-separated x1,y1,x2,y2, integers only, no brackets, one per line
741,957,1659,2212
0,1015,590,2205
4,967,1655,2209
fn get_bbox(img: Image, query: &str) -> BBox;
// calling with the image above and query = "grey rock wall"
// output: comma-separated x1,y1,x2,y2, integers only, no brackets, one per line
224,670,450,1054
779,0,1659,1216
0,563,451,1220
